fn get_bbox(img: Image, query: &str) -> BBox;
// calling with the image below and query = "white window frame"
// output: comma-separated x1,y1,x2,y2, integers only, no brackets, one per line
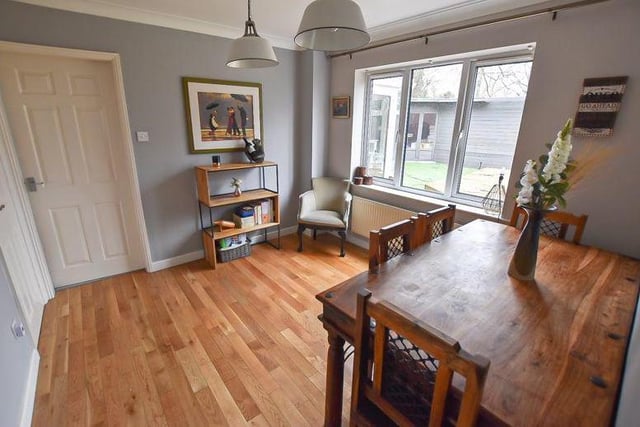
361,46,534,207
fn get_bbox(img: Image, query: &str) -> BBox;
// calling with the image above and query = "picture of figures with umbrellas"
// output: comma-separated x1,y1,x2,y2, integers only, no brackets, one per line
182,78,262,153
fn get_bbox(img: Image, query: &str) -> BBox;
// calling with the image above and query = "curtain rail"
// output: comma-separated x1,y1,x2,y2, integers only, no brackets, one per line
328,0,610,59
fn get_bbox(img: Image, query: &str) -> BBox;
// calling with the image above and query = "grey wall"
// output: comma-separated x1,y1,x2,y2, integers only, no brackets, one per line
311,51,330,178
0,1,303,261
0,252,35,427
296,51,315,191
296,50,331,195
329,0,640,259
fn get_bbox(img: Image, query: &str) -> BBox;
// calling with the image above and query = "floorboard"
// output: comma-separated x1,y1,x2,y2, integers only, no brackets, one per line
33,233,367,426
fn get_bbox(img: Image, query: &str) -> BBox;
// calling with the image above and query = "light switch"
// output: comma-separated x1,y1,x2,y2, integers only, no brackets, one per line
136,131,150,142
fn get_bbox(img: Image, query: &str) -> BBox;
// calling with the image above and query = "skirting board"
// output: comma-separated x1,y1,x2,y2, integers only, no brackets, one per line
20,349,40,427
148,225,298,272
346,232,369,250
301,229,369,250
148,249,204,272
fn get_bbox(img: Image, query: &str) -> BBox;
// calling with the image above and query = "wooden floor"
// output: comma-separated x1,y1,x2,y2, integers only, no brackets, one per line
33,233,368,426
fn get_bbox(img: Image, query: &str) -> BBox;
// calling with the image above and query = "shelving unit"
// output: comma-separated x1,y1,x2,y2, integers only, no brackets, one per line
195,161,280,268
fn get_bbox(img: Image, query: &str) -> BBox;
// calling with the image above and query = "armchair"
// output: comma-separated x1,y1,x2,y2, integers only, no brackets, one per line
297,177,352,257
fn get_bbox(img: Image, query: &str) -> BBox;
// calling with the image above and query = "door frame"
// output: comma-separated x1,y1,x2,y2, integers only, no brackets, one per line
0,41,153,286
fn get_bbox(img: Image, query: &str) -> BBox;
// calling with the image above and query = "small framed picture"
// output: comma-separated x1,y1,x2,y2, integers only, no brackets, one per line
332,96,351,119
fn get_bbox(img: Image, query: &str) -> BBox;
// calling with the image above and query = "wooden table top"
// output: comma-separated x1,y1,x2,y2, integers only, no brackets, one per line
317,220,640,426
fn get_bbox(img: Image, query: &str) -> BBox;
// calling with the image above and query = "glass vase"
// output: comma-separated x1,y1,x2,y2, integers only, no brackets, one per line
508,205,555,281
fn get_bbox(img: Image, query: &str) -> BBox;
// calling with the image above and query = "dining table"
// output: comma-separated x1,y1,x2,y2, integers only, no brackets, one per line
316,219,640,426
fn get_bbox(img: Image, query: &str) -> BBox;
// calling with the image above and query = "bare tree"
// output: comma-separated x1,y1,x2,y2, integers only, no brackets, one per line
475,63,531,98
411,69,436,98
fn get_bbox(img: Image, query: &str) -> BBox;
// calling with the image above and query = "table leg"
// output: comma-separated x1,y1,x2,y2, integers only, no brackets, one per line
324,329,345,427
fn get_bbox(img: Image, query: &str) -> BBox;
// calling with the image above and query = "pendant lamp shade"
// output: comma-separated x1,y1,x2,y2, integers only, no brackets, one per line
295,0,370,51
227,0,279,68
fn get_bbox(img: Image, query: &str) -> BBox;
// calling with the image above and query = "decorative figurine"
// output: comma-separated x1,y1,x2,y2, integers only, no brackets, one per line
231,177,242,197
243,138,265,163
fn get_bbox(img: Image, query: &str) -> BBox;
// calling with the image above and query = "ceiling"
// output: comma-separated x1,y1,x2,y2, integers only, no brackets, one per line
15,0,566,49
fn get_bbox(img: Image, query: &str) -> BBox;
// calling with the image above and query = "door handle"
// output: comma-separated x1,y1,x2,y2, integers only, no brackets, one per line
455,129,465,153
24,177,45,192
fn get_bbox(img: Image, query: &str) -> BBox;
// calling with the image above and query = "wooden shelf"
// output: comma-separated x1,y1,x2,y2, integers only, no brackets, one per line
203,189,278,208
196,161,276,173
196,161,280,269
204,222,280,240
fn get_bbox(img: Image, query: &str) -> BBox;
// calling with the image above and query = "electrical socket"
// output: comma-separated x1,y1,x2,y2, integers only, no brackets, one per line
11,319,25,338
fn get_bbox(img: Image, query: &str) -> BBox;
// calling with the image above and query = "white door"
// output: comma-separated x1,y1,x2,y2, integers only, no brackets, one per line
0,158,45,343
0,52,144,287
0,247,37,427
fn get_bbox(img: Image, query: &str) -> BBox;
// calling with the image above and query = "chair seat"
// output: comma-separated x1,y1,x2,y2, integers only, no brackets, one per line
298,210,346,228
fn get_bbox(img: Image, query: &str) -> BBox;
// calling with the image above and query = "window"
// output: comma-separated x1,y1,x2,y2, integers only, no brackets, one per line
362,47,533,212
365,76,403,179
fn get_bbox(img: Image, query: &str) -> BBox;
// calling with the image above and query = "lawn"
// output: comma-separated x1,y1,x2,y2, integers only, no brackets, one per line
402,161,511,199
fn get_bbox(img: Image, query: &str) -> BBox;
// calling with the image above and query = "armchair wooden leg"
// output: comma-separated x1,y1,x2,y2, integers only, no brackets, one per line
297,224,305,252
313,229,317,240
338,230,346,257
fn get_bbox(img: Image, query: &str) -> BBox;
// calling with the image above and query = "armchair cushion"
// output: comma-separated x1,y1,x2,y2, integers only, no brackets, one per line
311,177,350,214
298,210,346,228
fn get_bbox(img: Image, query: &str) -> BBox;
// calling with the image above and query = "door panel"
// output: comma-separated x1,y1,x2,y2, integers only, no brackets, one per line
16,69,55,95
68,73,101,96
49,205,92,267
94,201,129,259
75,106,117,183
24,106,73,186
0,52,143,287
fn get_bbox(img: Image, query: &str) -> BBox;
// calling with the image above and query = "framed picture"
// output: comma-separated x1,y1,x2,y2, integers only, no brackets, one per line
182,77,263,153
573,76,627,137
332,96,350,119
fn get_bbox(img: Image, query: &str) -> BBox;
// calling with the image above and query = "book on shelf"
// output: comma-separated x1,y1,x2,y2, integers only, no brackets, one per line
233,214,255,228
234,206,254,218
260,199,271,223
247,201,262,225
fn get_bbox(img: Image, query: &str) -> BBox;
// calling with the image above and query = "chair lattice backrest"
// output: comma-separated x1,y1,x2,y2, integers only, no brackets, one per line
351,290,490,427
369,219,414,273
412,204,456,249
509,206,588,244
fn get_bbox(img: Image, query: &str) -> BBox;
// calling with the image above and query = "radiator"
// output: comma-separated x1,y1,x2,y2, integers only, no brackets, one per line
350,196,416,238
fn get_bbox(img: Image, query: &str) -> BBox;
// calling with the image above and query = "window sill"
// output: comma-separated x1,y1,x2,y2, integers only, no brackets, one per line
350,183,506,224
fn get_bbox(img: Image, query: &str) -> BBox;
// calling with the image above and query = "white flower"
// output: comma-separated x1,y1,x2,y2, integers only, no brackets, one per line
521,160,538,185
542,130,572,184
513,119,574,210
516,160,537,205
516,188,532,205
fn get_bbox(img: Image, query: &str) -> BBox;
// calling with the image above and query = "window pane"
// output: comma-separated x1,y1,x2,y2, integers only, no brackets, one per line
364,76,403,179
457,62,532,212
401,64,463,194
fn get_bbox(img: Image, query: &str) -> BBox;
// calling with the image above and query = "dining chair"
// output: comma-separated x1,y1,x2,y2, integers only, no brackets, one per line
412,204,457,249
369,219,414,273
509,206,588,244
351,289,490,427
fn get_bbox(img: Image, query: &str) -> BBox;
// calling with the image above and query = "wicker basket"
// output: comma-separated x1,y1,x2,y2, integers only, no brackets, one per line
216,241,251,263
